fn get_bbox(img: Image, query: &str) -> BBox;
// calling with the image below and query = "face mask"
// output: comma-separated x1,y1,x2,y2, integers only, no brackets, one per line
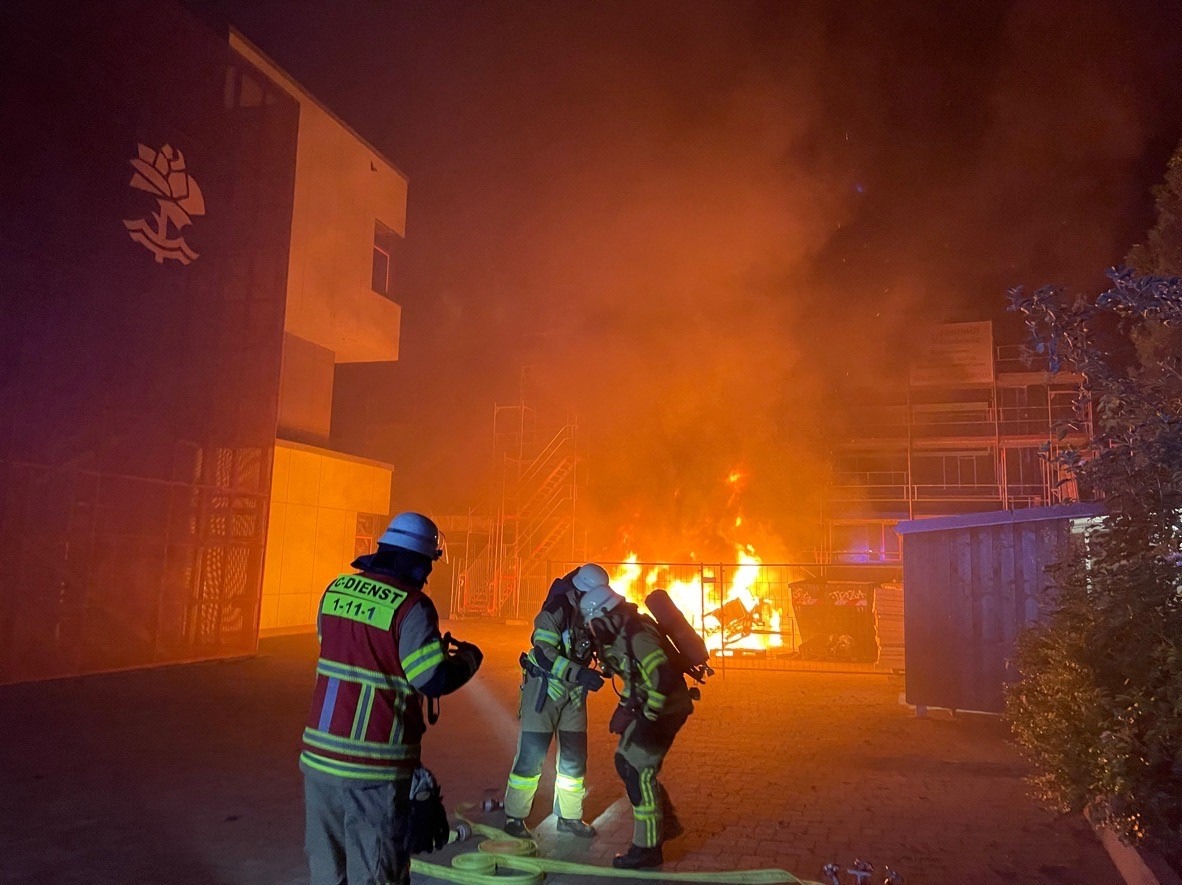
590,615,618,645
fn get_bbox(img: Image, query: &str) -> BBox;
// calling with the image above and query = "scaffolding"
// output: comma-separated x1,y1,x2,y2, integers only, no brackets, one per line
448,369,585,618
824,340,1094,562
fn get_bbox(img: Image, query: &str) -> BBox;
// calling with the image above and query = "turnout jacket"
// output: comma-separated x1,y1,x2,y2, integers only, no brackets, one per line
522,573,595,705
300,569,449,782
601,611,694,722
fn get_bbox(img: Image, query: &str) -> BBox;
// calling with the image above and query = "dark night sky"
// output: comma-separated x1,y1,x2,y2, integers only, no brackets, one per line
194,0,1182,554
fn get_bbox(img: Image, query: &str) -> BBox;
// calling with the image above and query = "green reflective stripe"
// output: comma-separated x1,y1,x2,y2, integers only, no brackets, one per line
402,641,442,670
638,769,659,846
351,685,374,740
639,648,665,678
403,644,445,681
508,772,541,789
546,680,565,701
553,657,570,679
300,751,414,781
302,728,416,760
317,659,410,691
646,689,667,705
533,628,561,646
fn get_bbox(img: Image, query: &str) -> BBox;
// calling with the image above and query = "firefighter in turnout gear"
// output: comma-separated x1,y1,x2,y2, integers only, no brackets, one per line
580,584,694,870
301,511,483,885
502,563,610,839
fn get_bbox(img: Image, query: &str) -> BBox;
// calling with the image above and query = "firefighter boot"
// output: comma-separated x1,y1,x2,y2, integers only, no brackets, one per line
504,817,532,839
556,817,596,837
613,843,663,869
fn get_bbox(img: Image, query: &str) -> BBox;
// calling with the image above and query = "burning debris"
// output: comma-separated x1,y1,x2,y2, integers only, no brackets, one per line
607,547,798,657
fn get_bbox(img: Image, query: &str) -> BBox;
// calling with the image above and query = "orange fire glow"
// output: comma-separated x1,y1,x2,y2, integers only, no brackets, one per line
607,545,796,655
602,464,797,656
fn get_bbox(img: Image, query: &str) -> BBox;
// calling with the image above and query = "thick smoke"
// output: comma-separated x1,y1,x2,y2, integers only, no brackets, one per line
211,0,1182,555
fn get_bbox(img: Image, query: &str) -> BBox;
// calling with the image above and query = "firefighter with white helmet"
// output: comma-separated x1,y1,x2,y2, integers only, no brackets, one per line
301,511,483,885
580,583,694,869
501,563,611,839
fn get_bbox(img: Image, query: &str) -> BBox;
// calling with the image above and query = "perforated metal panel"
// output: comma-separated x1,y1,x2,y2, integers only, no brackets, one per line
0,2,299,683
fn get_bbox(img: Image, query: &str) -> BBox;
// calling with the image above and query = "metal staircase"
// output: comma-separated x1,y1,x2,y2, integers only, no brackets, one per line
448,390,585,619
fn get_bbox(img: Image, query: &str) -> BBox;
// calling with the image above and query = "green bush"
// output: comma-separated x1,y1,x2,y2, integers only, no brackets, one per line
1006,271,1182,867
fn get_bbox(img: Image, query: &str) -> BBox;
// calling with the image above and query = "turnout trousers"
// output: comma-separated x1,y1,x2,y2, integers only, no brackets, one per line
303,767,412,885
504,673,588,820
614,710,688,848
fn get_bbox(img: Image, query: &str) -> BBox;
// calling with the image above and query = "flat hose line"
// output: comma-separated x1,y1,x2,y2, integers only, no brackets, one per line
409,818,824,884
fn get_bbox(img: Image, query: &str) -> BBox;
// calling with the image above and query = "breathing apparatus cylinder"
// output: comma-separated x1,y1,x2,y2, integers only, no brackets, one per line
645,588,711,674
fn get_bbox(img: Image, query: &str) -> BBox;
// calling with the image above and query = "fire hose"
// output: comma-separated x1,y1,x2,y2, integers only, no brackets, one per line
409,815,825,885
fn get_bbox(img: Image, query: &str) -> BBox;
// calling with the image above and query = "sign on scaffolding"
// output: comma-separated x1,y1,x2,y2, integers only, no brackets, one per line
909,321,994,387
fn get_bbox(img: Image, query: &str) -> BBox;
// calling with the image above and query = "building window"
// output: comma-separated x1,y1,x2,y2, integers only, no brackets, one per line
372,221,399,299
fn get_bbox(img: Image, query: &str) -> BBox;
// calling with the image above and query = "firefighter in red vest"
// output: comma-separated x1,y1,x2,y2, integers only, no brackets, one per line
301,511,482,885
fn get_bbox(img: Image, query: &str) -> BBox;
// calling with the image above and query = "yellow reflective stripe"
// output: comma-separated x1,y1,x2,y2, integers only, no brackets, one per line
554,773,584,790
300,751,415,781
402,643,445,681
553,657,570,679
638,769,659,846
533,628,561,645
402,640,442,669
351,685,374,740
317,659,410,691
303,728,417,760
639,648,665,678
508,772,541,789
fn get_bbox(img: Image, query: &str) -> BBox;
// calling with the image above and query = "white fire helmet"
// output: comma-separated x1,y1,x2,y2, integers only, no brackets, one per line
379,512,447,562
578,584,624,623
571,562,611,594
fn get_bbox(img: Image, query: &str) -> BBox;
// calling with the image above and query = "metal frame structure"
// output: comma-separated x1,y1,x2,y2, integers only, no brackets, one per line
547,559,904,673
823,341,1093,562
448,370,585,619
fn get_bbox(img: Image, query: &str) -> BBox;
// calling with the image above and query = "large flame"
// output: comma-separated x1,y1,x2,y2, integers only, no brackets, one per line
607,544,795,655
602,465,799,655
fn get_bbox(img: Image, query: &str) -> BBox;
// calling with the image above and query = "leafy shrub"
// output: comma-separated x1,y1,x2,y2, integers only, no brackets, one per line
1006,270,1182,867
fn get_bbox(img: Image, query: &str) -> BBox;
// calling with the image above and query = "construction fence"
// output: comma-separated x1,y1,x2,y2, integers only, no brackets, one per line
453,559,904,674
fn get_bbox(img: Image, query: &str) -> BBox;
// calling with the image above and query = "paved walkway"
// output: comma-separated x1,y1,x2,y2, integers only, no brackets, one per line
0,621,1117,884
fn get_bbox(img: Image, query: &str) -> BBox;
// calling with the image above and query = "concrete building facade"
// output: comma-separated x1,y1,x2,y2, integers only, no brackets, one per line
0,4,407,681
229,32,405,635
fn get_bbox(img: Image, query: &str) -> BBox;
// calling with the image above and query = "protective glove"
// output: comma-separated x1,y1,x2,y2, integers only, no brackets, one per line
575,668,605,692
406,767,451,854
608,704,636,735
450,639,484,676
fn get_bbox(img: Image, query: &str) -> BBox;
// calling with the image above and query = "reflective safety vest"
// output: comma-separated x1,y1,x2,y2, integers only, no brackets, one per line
300,571,436,782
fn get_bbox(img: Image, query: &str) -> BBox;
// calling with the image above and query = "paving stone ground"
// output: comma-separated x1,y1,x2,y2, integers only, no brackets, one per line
0,620,1119,885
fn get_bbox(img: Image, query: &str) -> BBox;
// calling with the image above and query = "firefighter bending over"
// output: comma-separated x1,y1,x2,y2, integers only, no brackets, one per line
300,512,483,885
580,584,694,869
502,563,610,838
